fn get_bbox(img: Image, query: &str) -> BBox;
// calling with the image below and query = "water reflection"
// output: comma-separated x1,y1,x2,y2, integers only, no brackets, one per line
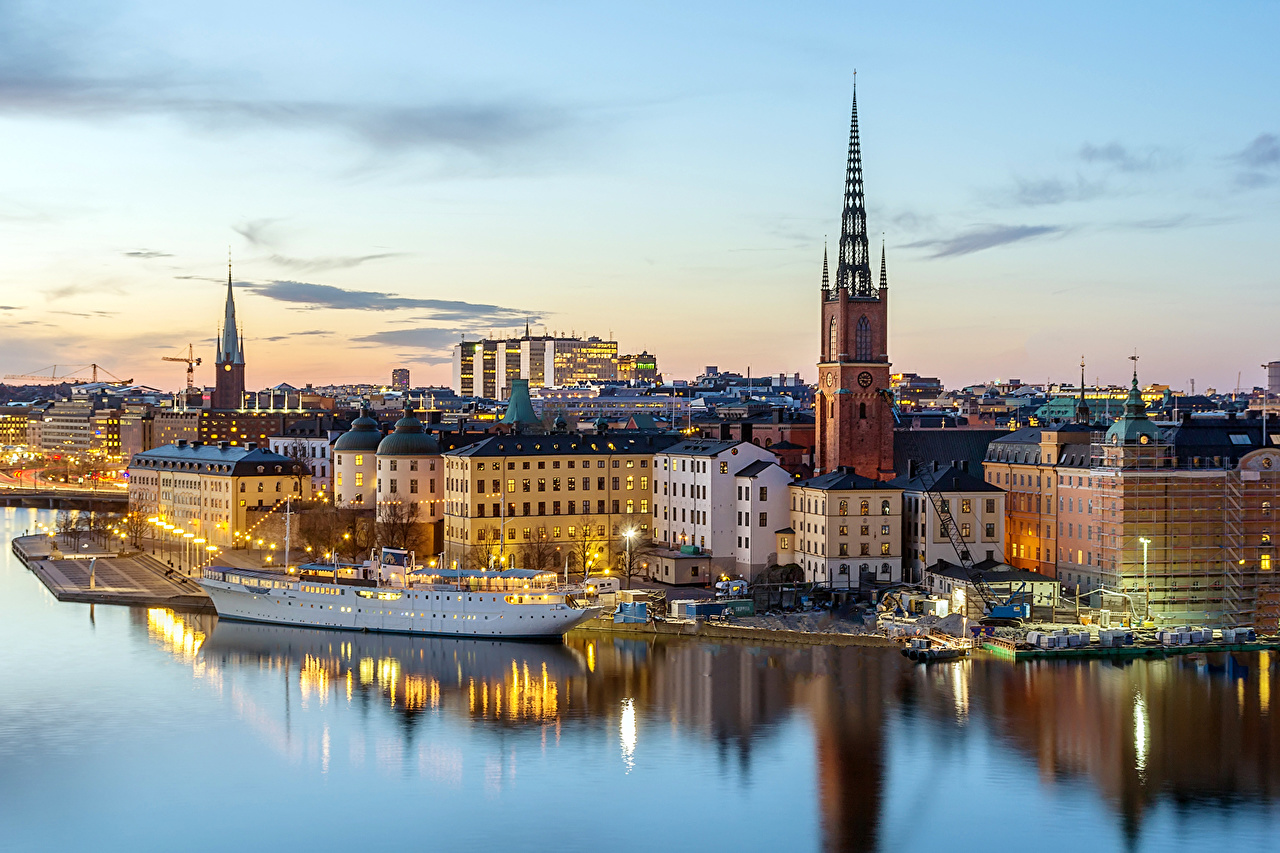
135,611,1280,852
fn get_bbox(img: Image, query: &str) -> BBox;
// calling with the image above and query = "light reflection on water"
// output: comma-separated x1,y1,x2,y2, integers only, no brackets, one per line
2,508,1279,852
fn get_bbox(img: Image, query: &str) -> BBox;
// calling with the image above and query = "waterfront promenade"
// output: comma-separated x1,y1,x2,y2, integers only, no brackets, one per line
12,534,212,612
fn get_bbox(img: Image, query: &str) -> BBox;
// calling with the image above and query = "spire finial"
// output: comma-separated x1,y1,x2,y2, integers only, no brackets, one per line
836,73,873,299
878,235,888,290
1129,350,1140,383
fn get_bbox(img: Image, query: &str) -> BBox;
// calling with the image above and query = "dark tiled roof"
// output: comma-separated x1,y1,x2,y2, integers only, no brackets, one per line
926,558,1058,586
448,431,681,458
733,459,779,478
797,468,899,491
890,463,1002,493
659,439,743,457
130,444,306,476
893,428,1007,477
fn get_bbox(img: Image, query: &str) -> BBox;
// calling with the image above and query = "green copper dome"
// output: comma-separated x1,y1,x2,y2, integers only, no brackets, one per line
1104,375,1161,445
376,410,440,456
333,410,383,452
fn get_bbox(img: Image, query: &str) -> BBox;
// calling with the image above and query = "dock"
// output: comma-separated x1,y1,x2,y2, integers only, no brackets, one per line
981,635,1280,661
12,535,214,612
569,615,898,648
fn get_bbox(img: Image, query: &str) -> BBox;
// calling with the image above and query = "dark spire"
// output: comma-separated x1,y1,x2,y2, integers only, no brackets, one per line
836,74,874,299
219,250,243,365
878,238,888,291
1075,356,1091,424
524,318,530,338
821,241,830,292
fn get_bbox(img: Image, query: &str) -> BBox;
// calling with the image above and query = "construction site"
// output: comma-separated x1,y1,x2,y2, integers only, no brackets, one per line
1091,429,1280,631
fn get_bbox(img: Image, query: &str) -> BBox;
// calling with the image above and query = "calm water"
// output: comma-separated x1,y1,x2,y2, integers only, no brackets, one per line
2,507,1277,852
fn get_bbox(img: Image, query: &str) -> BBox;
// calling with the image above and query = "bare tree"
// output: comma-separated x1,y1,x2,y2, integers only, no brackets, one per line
281,437,314,496
125,496,152,548
465,525,505,571
518,528,559,571
299,504,346,562
335,508,377,563
620,536,658,589
376,500,422,552
567,522,607,582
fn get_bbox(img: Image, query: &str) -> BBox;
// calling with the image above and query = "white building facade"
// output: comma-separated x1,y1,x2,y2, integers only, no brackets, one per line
650,439,790,580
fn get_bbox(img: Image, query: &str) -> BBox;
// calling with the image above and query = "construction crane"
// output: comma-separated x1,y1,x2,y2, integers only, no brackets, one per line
918,464,1030,625
3,364,132,385
161,344,202,391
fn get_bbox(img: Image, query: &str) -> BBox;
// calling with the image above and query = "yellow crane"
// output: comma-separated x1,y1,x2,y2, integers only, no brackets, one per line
3,364,132,384
161,344,202,391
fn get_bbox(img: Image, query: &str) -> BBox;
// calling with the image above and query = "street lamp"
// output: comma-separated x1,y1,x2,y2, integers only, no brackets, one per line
623,528,636,589
1138,536,1152,623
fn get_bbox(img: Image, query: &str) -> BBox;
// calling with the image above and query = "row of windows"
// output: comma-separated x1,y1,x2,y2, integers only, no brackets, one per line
463,499,645,518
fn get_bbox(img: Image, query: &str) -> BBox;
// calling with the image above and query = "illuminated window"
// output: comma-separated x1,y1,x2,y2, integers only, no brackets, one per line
829,317,838,361
1263,554,1272,572
860,500,869,516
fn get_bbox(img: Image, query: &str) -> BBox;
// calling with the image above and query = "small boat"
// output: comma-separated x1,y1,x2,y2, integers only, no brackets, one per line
901,635,972,663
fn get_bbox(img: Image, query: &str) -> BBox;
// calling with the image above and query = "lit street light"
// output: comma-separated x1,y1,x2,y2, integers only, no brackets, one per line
1138,536,1152,623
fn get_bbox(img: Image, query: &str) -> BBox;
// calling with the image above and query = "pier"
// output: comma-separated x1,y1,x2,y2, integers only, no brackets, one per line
11,534,213,612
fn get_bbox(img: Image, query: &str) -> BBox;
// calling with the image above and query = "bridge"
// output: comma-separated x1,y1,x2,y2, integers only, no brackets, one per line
0,488,129,511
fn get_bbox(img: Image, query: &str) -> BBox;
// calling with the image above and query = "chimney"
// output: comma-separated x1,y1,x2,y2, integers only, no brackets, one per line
177,439,188,448
219,441,230,449
1182,411,1193,425
719,423,732,441
741,423,753,444
245,442,257,450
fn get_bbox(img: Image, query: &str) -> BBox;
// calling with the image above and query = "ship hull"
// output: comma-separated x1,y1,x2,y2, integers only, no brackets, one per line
199,578,600,640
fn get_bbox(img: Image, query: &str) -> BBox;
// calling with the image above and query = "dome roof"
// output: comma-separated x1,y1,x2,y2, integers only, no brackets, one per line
1105,375,1161,445
377,411,440,456
333,412,383,452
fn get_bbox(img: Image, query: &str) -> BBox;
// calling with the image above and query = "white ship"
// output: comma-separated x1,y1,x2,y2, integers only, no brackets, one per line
198,563,601,640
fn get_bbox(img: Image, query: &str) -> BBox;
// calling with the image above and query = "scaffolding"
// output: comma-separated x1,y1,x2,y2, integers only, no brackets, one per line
1088,431,1276,626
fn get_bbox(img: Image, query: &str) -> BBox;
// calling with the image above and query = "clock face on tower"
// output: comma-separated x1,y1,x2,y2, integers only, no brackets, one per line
224,364,232,372
857,371,873,389
825,373,834,387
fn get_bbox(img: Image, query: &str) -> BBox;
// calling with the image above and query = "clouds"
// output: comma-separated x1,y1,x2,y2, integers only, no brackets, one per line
0,6,574,164
1232,134,1280,188
265,253,403,274
244,280,539,325
1078,142,1177,173
123,249,171,259
261,329,333,343
1010,176,1107,207
904,224,1063,258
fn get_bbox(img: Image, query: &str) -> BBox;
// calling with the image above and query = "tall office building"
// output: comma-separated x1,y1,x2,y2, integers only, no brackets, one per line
391,368,410,391
453,335,620,399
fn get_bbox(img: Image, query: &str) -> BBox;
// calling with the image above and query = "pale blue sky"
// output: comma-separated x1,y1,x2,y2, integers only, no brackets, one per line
1,1,1277,391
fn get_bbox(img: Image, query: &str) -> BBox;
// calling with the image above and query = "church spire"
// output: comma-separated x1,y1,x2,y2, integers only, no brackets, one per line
1075,356,1091,424
821,241,830,291
835,74,873,299
878,238,888,291
220,252,243,365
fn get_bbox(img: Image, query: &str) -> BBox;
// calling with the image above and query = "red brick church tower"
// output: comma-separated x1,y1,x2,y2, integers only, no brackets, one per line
815,80,895,480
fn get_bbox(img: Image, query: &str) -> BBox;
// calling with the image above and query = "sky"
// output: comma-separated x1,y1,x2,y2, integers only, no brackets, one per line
1,1,1278,393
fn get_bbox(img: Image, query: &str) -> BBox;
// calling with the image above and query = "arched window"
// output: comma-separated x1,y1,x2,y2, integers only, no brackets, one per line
881,499,891,515
839,500,848,516
859,402,867,419
829,317,839,361
860,500,869,516
855,315,872,361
